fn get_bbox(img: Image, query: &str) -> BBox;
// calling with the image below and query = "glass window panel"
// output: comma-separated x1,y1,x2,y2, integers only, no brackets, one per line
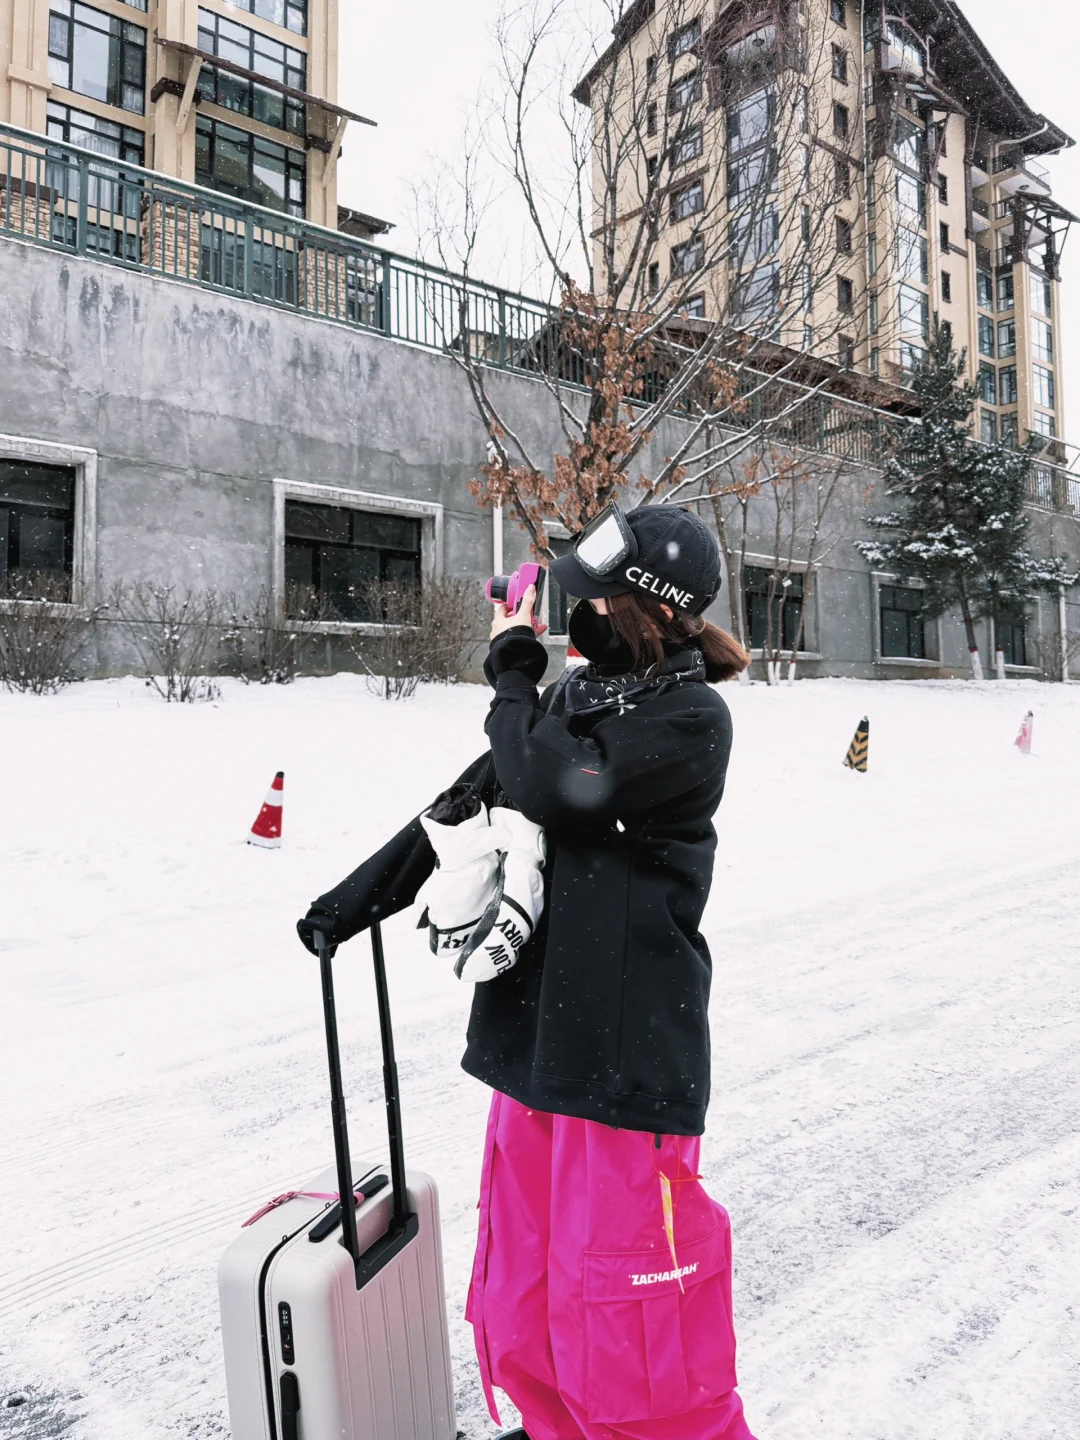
18,513,67,571
999,366,1018,406
1033,365,1055,408
976,270,993,310
70,23,111,101
978,362,997,405
998,320,1016,358
383,553,420,588
980,410,997,445
672,124,702,166
285,501,350,542
322,546,379,621
899,284,929,339
0,463,75,509
726,87,773,152
896,227,927,282
978,315,995,358
1029,272,1051,316
1032,410,1055,437
1033,320,1053,364
284,541,314,590
352,512,420,550
897,172,925,226
996,272,1014,312
0,509,9,588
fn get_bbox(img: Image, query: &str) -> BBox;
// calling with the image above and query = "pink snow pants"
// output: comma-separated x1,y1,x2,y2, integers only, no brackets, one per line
466,1092,757,1440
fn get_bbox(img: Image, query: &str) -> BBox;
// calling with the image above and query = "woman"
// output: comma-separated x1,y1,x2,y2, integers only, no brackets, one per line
299,503,755,1440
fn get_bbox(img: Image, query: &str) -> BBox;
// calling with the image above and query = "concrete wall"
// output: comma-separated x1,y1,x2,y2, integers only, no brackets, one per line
0,234,1077,684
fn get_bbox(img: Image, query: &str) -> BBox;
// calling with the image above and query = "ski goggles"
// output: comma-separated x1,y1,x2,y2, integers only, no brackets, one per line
573,503,638,579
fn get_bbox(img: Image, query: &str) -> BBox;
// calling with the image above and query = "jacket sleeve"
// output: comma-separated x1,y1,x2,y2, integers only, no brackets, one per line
484,672,729,827
308,751,495,945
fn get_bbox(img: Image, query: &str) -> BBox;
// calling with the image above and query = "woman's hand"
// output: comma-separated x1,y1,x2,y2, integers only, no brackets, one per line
490,584,547,641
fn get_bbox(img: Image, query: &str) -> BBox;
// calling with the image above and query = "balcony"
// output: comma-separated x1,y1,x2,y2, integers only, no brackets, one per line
992,199,1051,244
969,153,991,188
994,151,1051,198
970,195,991,232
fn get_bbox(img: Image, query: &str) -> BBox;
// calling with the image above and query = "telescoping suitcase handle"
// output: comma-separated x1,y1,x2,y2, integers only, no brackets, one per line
314,922,419,1289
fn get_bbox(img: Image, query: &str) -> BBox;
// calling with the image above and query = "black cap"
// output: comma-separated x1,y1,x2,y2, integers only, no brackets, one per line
550,504,722,616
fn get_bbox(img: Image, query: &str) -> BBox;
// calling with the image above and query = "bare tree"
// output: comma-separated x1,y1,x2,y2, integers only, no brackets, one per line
353,577,486,700
419,0,893,556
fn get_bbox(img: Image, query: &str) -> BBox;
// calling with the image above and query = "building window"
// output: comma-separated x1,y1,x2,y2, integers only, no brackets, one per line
831,45,848,83
726,88,774,152
838,334,855,368
744,567,804,651
938,175,948,205
796,85,809,134
836,217,853,253
980,410,997,445
733,263,780,326
976,269,993,311
837,275,854,313
997,272,1014,312
545,538,574,636
730,206,779,265
197,9,306,136
897,227,927,283
48,1,146,114
870,347,880,374
671,236,704,275
880,584,925,659
802,204,812,245
939,220,949,251
899,282,928,340
682,293,706,319
978,315,995,358
667,17,701,61
647,102,658,137
727,147,776,200
978,362,997,406
834,156,851,198
284,501,421,622
646,154,658,179
195,115,305,216
647,261,660,294
671,178,704,222
999,365,1018,406
668,70,701,113
998,620,1026,667
1032,319,1053,364
1000,412,1019,447
941,271,951,303
671,124,703,166
830,0,846,24
1033,364,1055,409
900,341,926,375
0,460,76,597
805,323,816,351
833,102,850,140
231,0,307,36
1029,272,1052,317
997,320,1015,358
868,290,878,333
802,262,813,312
45,99,144,164
645,54,658,85
897,172,926,226
1032,411,1056,438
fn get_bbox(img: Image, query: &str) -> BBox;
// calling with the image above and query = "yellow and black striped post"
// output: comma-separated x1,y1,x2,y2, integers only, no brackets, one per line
843,717,869,773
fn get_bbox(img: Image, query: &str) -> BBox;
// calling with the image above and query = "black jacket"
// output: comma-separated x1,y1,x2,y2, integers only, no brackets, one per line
308,628,733,1136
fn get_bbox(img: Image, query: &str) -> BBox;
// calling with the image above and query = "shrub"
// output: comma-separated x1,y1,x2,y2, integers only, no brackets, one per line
108,582,223,702
354,576,485,700
220,583,334,685
0,571,92,694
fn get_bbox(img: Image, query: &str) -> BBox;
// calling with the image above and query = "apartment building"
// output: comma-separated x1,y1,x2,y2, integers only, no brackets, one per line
0,0,386,233
574,0,1074,449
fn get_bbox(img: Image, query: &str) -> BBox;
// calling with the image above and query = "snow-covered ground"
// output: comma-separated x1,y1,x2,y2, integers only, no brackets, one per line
1,673,1078,1440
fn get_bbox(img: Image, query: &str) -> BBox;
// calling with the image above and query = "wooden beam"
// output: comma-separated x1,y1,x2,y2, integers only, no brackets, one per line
175,57,203,136
322,116,347,184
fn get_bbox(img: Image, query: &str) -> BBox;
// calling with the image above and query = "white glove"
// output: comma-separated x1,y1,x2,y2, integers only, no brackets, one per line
454,807,547,983
414,805,505,956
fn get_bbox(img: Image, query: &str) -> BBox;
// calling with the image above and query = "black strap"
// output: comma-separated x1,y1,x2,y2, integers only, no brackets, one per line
279,1373,300,1440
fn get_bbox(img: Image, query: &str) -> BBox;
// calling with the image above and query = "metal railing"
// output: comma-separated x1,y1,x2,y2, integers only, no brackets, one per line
1,118,1077,518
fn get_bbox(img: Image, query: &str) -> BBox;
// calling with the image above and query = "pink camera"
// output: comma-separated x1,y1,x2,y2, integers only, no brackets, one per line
486,563,546,629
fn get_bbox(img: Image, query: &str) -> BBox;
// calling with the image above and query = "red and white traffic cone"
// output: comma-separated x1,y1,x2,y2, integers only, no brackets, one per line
248,771,284,848
1014,712,1033,756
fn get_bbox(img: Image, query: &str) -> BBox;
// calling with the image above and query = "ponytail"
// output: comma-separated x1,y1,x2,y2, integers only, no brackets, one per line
605,591,750,683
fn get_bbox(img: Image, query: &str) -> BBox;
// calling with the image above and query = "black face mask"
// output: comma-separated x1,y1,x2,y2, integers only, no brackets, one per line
567,599,637,671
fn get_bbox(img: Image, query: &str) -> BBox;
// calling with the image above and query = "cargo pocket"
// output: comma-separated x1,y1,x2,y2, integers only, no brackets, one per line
582,1223,737,1424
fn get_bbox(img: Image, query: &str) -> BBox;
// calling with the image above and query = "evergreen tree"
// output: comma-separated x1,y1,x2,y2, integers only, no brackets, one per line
855,320,1077,679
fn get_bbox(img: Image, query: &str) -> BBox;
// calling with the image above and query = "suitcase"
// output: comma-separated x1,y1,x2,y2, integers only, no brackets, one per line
218,922,456,1440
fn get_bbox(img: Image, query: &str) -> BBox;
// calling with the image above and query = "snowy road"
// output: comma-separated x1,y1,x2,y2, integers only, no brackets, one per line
1,675,1078,1439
